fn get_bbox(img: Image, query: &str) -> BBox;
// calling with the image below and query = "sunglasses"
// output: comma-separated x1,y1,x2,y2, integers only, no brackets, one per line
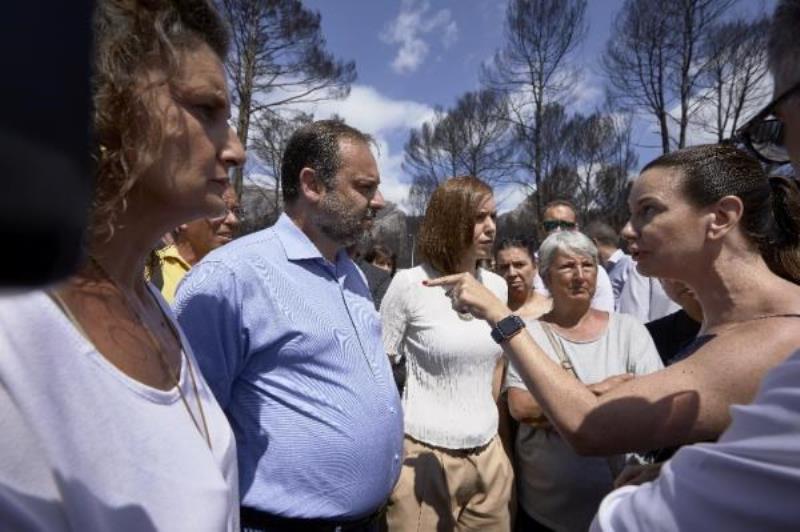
542,220,577,233
733,80,800,165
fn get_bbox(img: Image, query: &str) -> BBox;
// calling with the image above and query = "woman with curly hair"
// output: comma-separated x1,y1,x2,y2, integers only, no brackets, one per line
0,0,245,530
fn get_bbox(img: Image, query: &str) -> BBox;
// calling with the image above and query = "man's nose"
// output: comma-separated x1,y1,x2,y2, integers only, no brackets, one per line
370,188,386,211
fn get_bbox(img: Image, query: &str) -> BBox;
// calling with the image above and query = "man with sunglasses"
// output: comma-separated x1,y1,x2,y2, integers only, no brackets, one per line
734,11,800,175
533,200,615,313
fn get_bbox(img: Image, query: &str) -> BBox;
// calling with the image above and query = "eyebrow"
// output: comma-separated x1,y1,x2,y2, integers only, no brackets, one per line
632,194,663,206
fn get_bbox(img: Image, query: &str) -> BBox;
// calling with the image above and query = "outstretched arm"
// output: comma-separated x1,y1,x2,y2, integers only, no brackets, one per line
425,273,774,455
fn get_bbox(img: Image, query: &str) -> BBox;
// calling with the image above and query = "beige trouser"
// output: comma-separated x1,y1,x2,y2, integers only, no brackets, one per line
384,435,513,532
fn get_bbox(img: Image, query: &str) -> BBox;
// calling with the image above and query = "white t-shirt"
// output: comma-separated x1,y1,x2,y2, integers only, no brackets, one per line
534,266,615,313
505,313,663,532
0,289,239,532
381,264,507,449
591,348,800,532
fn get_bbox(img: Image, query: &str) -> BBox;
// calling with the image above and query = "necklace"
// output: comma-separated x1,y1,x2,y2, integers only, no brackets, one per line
87,256,212,450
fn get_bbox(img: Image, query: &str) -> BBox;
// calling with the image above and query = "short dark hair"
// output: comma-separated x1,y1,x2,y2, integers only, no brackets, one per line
364,244,397,275
542,199,577,218
585,221,619,248
281,120,373,204
417,176,493,275
642,144,800,284
495,237,536,261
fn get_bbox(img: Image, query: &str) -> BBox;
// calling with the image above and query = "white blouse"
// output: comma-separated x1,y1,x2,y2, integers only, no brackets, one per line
381,264,507,449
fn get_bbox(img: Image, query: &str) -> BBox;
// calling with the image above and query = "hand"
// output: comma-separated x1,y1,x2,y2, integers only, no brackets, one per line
613,462,664,488
424,273,511,324
587,373,634,396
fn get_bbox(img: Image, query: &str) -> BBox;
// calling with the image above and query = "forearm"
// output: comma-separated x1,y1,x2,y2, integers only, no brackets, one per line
507,388,548,424
429,276,676,454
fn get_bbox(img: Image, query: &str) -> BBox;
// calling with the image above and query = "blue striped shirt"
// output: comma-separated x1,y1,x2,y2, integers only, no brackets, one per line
174,213,404,519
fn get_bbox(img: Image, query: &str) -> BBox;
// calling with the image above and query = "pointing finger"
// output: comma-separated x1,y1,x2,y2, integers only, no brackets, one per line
423,274,465,287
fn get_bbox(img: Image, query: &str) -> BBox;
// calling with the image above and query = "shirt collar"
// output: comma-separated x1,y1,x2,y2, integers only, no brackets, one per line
274,212,339,263
157,244,191,271
607,248,626,266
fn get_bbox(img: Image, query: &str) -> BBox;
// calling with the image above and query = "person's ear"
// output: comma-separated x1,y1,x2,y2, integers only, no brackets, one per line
298,167,324,204
707,195,743,241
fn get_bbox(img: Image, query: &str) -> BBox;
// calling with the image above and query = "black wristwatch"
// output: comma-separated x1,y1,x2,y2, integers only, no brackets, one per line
490,314,526,344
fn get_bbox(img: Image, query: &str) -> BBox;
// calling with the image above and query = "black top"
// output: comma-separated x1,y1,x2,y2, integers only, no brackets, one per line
646,309,702,367
357,259,392,310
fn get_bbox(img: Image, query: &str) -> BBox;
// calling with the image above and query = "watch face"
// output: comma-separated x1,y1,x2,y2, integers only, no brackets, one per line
499,315,523,335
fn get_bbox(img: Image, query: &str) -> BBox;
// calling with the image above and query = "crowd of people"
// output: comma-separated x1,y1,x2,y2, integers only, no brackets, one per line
2,0,800,531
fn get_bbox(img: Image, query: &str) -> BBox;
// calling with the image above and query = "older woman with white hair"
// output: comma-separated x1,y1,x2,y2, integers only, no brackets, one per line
504,231,663,532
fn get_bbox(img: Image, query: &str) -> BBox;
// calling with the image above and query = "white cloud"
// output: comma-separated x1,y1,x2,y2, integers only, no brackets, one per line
302,85,435,135
268,84,436,209
381,0,459,74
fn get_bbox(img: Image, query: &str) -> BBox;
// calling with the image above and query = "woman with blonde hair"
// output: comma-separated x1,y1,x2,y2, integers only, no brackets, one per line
381,176,513,531
0,0,245,530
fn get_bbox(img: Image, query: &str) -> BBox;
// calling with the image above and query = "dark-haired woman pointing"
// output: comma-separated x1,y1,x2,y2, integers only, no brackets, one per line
428,144,800,457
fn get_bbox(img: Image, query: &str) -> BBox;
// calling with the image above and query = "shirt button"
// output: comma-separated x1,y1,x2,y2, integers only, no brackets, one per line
394,453,400,461
389,407,396,414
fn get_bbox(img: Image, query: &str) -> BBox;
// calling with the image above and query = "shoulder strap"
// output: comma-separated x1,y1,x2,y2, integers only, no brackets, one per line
540,322,580,380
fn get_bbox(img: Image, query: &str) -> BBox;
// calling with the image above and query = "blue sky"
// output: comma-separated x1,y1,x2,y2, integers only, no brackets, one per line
274,0,776,212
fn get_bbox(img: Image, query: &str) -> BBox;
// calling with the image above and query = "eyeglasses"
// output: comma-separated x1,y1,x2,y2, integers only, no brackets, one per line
733,80,800,165
209,207,242,223
542,220,577,233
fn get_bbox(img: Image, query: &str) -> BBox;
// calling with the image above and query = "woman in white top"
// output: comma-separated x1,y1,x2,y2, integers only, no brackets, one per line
0,1,245,530
381,176,512,531
504,231,662,532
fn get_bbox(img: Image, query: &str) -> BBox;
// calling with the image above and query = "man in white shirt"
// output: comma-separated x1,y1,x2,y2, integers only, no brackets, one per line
591,2,800,528
586,220,678,323
533,200,615,313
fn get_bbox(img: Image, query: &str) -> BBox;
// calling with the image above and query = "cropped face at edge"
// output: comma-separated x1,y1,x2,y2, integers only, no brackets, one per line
182,186,241,260
775,83,800,175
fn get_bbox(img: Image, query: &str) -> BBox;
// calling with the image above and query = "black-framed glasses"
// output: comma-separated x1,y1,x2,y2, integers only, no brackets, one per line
542,219,576,233
733,80,800,165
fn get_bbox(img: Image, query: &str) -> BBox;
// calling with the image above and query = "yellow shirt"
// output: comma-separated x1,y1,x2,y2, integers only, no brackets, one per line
156,245,192,304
